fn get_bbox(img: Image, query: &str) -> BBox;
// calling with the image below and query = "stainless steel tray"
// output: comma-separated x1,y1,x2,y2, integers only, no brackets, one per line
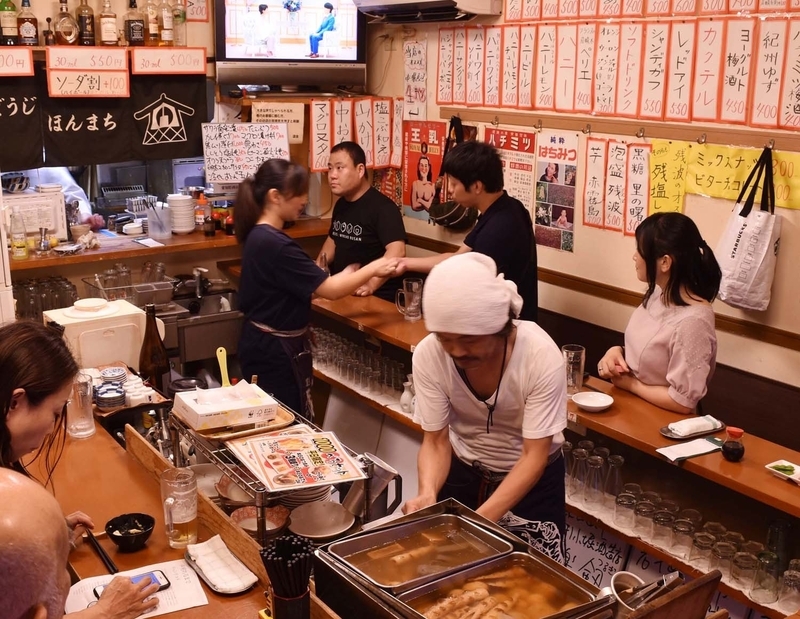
328,513,514,594
398,551,597,619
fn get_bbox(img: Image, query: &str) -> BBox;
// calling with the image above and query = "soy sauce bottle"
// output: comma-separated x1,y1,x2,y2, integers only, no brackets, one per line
721,427,745,462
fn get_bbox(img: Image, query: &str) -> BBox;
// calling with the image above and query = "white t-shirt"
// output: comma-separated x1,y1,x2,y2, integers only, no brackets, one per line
412,321,567,472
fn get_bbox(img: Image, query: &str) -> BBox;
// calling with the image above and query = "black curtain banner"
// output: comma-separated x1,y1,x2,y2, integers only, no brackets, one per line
0,76,43,170
129,74,207,161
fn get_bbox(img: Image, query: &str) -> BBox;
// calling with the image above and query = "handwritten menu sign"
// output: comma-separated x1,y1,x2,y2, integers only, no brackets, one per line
693,20,724,122
354,98,374,168
403,40,427,120
575,23,595,113
649,138,689,214
202,122,289,183
535,24,556,109
759,0,787,9
559,0,580,19
523,0,542,19
453,29,467,104
437,29,454,105
466,28,485,106
564,513,628,590
46,47,127,71
750,19,787,128
506,0,523,21
616,22,643,117
391,98,403,168
700,0,727,12
594,24,620,115
332,99,353,144
309,99,332,173
600,0,622,16
556,24,577,112
720,19,755,124
673,0,696,13
0,48,33,76
372,99,391,169
580,0,598,16
583,138,607,228
730,0,756,8
185,0,208,21
519,25,537,109
625,143,651,235
779,20,800,129
542,0,558,18
47,70,129,98
485,128,538,213
664,22,695,122
639,22,669,119
622,0,643,15
251,101,304,144
604,141,627,231
485,27,502,107
502,26,521,108
131,48,206,74
646,0,671,14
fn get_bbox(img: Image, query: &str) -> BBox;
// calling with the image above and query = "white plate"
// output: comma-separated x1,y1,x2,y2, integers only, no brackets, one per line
572,391,614,413
63,304,120,319
288,501,355,540
53,243,84,255
75,298,108,312
765,459,800,484
190,464,221,497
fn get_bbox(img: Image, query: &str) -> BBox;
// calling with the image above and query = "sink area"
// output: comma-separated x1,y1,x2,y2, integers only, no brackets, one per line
173,291,239,316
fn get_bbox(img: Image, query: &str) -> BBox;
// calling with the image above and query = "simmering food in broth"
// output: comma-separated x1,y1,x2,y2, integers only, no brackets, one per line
344,523,496,586
409,563,582,619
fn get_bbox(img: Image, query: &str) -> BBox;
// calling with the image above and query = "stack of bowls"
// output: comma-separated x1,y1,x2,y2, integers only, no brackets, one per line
100,367,127,384
167,194,196,235
277,485,332,509
96,382,126,412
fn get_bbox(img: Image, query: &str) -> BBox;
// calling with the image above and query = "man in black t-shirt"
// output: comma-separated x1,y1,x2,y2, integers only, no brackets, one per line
317,142,407,301
398,141,538,322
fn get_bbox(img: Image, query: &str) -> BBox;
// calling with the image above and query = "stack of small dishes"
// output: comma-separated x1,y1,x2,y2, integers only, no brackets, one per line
100,367,127,385
167,194,196,235
231,505,290,540
277,485,332,509
95,382,126,412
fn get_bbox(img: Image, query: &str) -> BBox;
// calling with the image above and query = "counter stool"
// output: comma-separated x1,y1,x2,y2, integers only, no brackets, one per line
627,570,722,619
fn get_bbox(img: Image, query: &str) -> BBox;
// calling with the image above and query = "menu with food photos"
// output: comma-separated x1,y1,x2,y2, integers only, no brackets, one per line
226,431,366,492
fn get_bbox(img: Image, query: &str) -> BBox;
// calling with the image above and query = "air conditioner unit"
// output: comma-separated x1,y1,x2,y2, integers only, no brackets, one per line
353,0,501,23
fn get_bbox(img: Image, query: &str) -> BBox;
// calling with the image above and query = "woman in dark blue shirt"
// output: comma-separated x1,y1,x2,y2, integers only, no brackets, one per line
235,159,398,420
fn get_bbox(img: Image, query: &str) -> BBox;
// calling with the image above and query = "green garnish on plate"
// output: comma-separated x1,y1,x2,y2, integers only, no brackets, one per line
770,464,796,475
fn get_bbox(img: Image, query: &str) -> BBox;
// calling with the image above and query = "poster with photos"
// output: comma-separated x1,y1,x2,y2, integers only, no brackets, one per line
534,130,580,253
484,128,538,215
402,120,448,221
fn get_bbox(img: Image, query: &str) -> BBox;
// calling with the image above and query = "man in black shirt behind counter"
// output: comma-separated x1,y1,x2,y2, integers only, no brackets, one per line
398,141,538,322
316,142,407,301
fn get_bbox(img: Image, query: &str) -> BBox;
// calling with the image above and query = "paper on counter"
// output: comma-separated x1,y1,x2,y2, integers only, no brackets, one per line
656,438,722,463
64,559,208,617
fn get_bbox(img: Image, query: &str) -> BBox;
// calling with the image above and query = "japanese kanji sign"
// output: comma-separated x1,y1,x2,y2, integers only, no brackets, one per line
0,76,42,169
534,130,579,252
485,127,538,214
649,139,689,214
402,120,447,221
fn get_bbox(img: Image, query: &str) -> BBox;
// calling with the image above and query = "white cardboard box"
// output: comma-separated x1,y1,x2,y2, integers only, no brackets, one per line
172,383,278,431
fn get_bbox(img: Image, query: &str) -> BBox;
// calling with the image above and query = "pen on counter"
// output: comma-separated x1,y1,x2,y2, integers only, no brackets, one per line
85,529,119,574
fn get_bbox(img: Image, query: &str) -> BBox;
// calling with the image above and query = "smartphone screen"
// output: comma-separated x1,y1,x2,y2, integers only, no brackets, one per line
93,570,170,599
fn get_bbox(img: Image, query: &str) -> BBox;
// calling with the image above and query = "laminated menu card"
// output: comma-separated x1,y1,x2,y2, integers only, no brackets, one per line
226,431,366,492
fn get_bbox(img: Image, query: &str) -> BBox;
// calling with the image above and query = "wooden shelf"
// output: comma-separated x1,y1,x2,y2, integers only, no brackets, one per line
566,502,785,619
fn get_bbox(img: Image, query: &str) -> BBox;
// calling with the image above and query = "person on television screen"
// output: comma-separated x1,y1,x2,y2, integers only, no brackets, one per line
257,4,276,56
411,155,435,211
243,3,260,56
308,2,335,59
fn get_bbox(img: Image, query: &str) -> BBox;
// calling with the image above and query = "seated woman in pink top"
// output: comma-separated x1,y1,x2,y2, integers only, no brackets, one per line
597,213,721,414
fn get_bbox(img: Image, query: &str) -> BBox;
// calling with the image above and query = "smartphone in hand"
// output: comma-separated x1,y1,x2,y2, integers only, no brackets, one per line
93,570,171,599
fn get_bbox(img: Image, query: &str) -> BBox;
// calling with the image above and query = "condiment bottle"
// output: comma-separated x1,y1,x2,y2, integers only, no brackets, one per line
722,427,745,462
203,215,215,237
138,303,170,393
9,206,28,260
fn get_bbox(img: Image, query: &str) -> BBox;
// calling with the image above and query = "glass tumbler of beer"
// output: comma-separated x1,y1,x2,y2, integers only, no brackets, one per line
160,468,198,549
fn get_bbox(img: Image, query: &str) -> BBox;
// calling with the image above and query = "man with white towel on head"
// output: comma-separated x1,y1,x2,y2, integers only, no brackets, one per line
402,253,568,562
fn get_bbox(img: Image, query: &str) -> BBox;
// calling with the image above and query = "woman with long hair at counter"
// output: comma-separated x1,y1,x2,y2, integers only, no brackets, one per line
597,212,722,414
0,321,159,619
235,159,399,421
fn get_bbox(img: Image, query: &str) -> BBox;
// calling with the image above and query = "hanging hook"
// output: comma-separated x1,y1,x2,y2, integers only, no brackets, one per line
535,119,543,133
492,116,500,127
582,124,592,135
766,139,775,149
636,127,646,139
697,133,707,145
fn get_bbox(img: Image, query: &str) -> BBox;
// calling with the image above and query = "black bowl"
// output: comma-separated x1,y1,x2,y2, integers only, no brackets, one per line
104,513,155,553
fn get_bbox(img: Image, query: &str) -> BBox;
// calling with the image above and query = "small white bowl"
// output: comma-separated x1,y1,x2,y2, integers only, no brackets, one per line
572,391,614,413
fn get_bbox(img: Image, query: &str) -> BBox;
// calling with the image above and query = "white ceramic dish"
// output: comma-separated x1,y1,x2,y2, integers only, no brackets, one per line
74,298,108,312
63,304,120,319
572,391,614,413
190,463,222,498
288,501,355,540
765,459,800,484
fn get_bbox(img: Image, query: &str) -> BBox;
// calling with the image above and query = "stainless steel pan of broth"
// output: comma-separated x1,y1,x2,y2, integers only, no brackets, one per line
398,552,599,619
328,514,513,594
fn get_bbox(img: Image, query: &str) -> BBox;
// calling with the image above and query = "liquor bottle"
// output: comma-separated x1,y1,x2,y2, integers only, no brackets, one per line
171,0,185,47
123,0,144,46
97,0,116,45
9,206,29,260
139,304,170,393
54,0,78,45
76,0,94,45
156,0,172,46
143,0,157,46
16,0,37,46
0,0,19,45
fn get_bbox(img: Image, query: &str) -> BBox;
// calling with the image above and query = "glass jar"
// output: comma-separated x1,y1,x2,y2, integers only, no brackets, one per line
614,492,637,529
710,541,737,577
721,426,745,462
671,519,696,560
604,454,625,508
634,500,657,539
689,532,717,570
652,510,675,548
583,455,605,510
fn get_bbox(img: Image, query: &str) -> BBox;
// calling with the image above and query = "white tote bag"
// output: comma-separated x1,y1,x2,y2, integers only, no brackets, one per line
715,147,782,311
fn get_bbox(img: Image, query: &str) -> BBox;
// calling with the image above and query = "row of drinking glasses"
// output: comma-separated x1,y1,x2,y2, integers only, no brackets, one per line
13,277,79,322
311,327,407,396
563,440,625,509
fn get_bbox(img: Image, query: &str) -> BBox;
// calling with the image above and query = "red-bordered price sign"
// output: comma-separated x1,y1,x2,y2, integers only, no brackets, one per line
131,47,207,75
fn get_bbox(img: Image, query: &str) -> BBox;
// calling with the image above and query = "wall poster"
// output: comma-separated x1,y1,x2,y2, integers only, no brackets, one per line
485,127,538,215
402,120,447,221
534,130,579,252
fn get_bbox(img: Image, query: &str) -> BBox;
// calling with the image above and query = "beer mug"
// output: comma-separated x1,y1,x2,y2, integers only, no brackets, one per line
160,468,198,549
395,278,423,322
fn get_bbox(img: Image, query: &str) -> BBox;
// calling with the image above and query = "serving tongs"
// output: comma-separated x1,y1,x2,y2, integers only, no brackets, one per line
623,571,682,609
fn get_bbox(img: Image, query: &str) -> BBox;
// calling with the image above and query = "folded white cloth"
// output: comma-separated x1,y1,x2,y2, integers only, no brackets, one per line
186,535,257,594
667,415,722,437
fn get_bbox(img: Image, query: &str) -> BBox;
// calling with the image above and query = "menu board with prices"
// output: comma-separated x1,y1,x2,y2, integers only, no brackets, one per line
45,47,129,98
0,48,33,77
185,0,208,21
131,48,207,75
202,122,290,183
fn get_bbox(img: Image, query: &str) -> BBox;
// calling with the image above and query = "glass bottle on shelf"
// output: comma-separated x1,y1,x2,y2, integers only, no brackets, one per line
97,0,116,45
139,304,170,393
123,0,144,46
171,0,185,46
143,0,157,45
16,0,37,46
9,206,29,260
721,427,745,462
76,0,94,45
0,0,19,45
156,0,172,46
54,0,78,44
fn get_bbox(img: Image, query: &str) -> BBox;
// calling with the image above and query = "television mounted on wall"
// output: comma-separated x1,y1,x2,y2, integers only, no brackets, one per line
214,0,367,92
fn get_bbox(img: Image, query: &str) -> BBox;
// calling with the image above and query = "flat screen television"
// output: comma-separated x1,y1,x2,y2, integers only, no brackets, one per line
215,0,368,91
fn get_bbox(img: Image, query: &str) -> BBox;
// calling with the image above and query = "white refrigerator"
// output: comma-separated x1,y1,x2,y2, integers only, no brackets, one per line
0,192,16,324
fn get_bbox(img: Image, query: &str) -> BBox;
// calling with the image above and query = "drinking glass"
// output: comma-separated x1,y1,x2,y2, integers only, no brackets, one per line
562,441,573,485
779,570,800,614
634,500,657,539
658,500,680,515
622,482,642,498
751,551,781,604
395,278,423,322
722,531,745,550
562,344,585,397
652,511,675,548
671,519,696,560
604,454,625,508
710,542,737,578
67,372,96,439
767,520,792,573
689,532,717,571
577,439,595,452
568,448,589,499
678,508,703,527
583,455,605,510
703,521,727,538
160,468,198,549
641,491,661,505
614,492,637,529
732,552,760,589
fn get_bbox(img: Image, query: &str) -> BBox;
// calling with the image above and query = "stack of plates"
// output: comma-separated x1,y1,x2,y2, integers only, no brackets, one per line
96,382,126,411
100,367,127,384
167,194,196,235
277,485,332,509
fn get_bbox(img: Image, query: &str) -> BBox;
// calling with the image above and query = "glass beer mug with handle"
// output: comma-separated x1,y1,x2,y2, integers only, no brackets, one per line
161,468,198,549
395,278,423,322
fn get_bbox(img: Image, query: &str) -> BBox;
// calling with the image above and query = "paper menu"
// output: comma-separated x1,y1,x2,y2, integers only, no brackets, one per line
64,559,208,617
226,431,366,492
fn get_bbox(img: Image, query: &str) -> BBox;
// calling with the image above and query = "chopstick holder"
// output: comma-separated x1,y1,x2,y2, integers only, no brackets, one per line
85,529,119,574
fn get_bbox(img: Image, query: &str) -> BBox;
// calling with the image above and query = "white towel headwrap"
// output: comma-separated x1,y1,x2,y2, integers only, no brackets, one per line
423,253,524,335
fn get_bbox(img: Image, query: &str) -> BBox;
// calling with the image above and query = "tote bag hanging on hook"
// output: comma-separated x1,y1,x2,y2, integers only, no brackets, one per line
715,146,782,311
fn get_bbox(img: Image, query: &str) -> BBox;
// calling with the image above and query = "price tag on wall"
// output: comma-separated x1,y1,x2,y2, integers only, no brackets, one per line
47,70,129,98
0,48,33,77
132,48,206,74
46,47,128,71
186,0,208,22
